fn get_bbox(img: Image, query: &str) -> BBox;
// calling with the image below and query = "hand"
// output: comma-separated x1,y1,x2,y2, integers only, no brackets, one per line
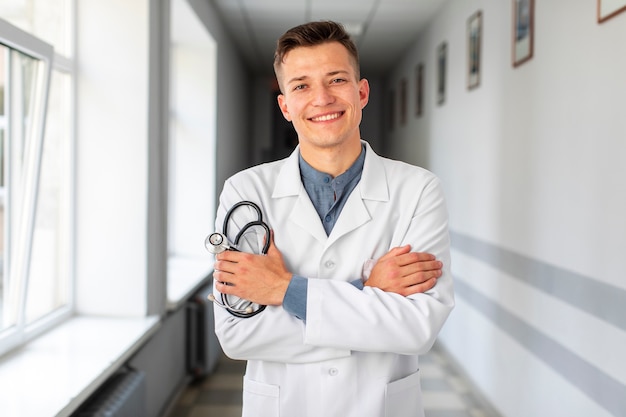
213,232,292,306
364,245,442,296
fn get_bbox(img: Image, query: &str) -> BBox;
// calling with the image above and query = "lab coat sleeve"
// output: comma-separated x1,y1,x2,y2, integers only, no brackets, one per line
212,178,351,363
305,176,455,355
214,294,352,363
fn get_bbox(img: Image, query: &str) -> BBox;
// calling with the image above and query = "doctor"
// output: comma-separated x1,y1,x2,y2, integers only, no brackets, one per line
213,20,454,417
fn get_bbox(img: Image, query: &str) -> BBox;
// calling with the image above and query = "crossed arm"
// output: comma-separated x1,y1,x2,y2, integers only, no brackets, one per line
213,232,443,307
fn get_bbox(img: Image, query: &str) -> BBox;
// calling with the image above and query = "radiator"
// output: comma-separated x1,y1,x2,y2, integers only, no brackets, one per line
187,281,221,378
72,368,145,417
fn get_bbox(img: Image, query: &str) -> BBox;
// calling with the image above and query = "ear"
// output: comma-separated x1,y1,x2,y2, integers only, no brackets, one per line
359,78,370,109
277,94,292,122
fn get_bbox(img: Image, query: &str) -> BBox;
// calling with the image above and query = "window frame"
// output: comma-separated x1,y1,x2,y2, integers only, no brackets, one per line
0,17,68,356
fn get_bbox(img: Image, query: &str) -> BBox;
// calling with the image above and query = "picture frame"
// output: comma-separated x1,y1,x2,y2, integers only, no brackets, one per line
597,0,626,22
436,42,447,105
512,0,534,67
400,78,407,125
467,11,482,90
415,63,424,117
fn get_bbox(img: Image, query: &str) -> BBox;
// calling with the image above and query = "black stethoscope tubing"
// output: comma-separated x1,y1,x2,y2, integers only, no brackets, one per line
217,200,270,318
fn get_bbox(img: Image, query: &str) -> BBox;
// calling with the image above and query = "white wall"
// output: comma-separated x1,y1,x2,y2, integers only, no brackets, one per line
169,0,217,258
76,0,150,316
187,0,254,196
385,1,626,416
75,0,250,316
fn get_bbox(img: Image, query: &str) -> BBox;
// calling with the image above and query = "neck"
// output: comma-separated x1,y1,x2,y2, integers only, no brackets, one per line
299,140,363,177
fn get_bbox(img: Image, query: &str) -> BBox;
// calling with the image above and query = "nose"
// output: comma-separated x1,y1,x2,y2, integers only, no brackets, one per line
311,84,335,106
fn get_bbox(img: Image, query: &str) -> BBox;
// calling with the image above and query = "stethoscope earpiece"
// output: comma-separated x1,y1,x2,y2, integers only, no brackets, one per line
208,293,254,314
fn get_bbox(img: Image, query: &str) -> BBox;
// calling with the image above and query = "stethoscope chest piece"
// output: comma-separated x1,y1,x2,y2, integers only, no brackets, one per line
205,232,231,254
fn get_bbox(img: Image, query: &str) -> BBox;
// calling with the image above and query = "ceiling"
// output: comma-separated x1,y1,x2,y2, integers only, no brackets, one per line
210,0,445,76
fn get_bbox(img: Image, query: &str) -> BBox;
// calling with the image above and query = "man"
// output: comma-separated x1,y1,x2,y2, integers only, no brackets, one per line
212,20,454,417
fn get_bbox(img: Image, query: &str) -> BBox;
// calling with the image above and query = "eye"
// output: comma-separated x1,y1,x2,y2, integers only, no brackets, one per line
331,78,347,84
293,84,307,91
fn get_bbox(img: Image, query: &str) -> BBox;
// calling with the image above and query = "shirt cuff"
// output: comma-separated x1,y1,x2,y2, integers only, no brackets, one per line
283,276,366,321
350,278,364,290
283,275,308,321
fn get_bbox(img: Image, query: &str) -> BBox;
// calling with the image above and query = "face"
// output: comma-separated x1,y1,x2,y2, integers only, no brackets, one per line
276,42,369,155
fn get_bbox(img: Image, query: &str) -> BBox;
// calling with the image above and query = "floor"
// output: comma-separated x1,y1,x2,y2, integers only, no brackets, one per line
165,342,501,417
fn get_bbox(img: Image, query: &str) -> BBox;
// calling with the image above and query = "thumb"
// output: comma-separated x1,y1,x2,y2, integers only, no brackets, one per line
264,230,281,258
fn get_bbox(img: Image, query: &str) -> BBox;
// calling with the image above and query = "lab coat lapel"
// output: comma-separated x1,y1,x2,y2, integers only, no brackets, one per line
327,142,389,245
326,192,370,245
272,146,328,244
290,192,328,243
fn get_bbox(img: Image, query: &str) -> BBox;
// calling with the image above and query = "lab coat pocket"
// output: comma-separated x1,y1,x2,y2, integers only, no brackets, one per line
384,369,425,417
242,377,280,417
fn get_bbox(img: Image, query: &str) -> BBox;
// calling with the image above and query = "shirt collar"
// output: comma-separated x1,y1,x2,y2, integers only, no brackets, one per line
298,144,366,187
272,141,388,202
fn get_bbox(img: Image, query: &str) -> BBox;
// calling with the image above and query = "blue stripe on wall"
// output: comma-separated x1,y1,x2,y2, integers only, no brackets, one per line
449,230,626,416
450,230,626,332
453,279,626,417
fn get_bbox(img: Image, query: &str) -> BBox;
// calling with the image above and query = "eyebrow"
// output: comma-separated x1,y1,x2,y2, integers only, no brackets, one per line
286,75,308,85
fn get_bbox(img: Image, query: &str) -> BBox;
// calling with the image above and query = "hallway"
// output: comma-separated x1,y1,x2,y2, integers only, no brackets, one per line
2,1,625,416
166,342,500,417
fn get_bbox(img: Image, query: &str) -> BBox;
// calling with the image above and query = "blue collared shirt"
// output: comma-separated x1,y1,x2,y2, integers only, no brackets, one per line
282,146,366,320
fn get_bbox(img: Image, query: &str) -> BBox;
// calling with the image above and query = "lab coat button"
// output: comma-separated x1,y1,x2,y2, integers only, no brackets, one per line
325,260,335,269
329,367,338,376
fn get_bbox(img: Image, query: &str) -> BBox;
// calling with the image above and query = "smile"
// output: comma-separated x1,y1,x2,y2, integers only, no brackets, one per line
310,112,343,122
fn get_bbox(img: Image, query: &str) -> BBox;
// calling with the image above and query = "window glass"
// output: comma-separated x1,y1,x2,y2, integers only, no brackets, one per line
25,69,71,324
0,17,66,353
0,44,48,332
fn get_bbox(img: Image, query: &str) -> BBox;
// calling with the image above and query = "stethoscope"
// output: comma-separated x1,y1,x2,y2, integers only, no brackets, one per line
205,201,270,318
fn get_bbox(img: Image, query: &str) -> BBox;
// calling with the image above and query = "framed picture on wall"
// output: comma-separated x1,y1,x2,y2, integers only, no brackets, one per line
467,10,482,89
512,0,534,67
415,63,424,117
598,0,626,22
400,78,407,125
437,42,447,105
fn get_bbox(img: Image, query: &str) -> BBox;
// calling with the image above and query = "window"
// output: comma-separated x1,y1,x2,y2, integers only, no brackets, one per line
1,0,217,355
166,0,218,306
0,1,73,356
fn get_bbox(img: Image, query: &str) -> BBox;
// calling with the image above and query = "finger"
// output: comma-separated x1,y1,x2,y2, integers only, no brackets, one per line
409,252,437,262
213,268,234,285
378,245,411,262
214,259,237,275
216,250,239,262
214,278,230,291
409,259,443,272
407,277,438,294
406,267,442,285
394,252,437,267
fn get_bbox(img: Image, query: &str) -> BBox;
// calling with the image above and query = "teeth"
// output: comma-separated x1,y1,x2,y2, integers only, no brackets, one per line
312,113,341,122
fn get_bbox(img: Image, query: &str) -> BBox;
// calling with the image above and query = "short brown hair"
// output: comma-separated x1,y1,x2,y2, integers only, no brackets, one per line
273,21,360,83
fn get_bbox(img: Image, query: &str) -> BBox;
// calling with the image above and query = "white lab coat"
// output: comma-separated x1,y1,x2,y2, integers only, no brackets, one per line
213,141,454,417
